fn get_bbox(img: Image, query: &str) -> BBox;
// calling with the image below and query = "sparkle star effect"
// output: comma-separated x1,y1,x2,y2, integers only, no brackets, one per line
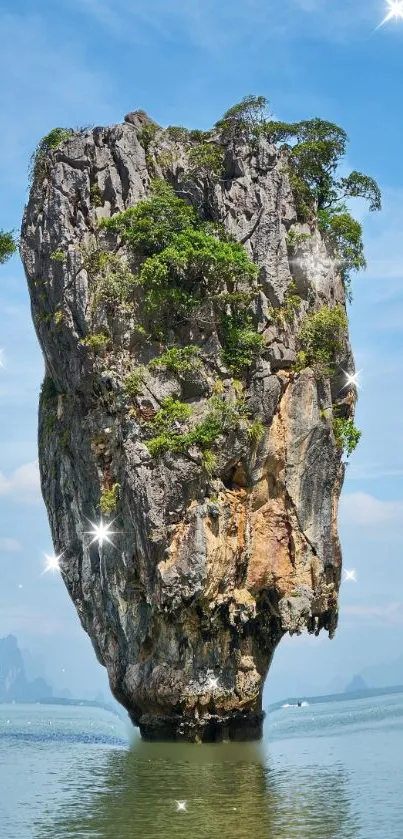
344,569,357,583
378,1,403,28
85,518,118,548
42,552,63,575
341,369,362,392
0,348,5,369
207,676,219,690
176,801,187,812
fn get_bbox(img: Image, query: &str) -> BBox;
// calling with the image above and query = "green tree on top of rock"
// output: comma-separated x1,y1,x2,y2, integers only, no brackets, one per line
212,97,381,300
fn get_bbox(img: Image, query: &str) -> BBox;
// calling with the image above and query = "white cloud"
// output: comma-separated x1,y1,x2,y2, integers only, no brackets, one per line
347,463,403,480
0,606,81,637
342,602,403,626
0,460,41,504
339,492,403,526
0,538,22,552
71,0,382,49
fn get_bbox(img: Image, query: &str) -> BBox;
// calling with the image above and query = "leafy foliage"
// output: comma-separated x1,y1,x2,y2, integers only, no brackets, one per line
100,181,197,257
215,95,270,141
54,310,64,325
165,126,190,143
257,111,381,294
147,395,248,463
40,376,58,402
149,345,201,375
82,246,136,308
202,449,217,476
188,142,225,178
139,228,258,321
80,333,110,354
50,250,66,263
285,228,312,248
100,483,120,515
317,210,366,301
90,184,103,207
0,230,17,265
29,128,74,184
332,417,361,457
101,181,262,367
247,420,265,444
138,122,159,151
296,305,347,375
268,283,302,326
220,312,264,375
124,369,145,398
189,129,212,143
150,397,192,433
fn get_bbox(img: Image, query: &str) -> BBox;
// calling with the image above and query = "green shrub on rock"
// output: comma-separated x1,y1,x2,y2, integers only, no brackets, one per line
220,314,264,376
296,306,347,375
80,333,110,354
100,181,197,257
332,417,361,457
29,128,74,184
149,346,201,375
100,483,120,515
0,230,17,265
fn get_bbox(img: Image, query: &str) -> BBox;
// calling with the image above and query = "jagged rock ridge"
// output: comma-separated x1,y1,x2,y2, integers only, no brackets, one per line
21,109,355,741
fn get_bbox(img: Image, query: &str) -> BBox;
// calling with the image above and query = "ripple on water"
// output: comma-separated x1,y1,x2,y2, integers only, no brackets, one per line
0,697,402,839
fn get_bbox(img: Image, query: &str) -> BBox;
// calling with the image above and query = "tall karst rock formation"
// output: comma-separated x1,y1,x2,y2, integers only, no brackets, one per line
21,106,357,741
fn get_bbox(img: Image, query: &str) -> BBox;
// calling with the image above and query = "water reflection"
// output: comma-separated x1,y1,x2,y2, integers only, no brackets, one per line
37,737,360,839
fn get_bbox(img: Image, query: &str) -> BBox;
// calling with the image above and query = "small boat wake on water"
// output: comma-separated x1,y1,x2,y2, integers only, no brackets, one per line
281,702,310,709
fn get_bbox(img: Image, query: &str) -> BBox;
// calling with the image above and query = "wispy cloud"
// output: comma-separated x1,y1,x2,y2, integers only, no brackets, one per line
347,464,403,481
0,606,81,637
340,492,403,526
0,460,41,505
0,538,22,552
70,0,382,50
342,602,403,626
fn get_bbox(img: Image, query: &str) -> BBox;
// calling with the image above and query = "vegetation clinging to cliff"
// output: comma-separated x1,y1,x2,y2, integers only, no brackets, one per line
0,230,16,264
296,306,348,376
29,128,74,184
100,181,262,374
213,95,380,299
332,417,362,457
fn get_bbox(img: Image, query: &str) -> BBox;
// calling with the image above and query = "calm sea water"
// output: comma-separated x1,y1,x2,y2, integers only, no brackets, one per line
0,693,402,839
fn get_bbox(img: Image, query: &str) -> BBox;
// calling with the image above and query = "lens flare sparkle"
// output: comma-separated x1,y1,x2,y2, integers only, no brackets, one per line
341,369,362,391
85,518,118,548
344,569,357,583
378,0,403,27
42,552,63,575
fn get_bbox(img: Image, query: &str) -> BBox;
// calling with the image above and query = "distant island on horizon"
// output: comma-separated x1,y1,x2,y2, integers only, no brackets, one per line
267,684,403,713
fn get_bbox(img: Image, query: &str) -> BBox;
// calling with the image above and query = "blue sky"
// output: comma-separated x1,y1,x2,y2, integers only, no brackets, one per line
0,0,403,702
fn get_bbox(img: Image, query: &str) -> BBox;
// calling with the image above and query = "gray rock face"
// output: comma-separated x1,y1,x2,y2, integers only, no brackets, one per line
21,112,355,741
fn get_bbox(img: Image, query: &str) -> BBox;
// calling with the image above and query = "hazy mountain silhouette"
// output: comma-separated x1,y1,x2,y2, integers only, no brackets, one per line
0,635,53,702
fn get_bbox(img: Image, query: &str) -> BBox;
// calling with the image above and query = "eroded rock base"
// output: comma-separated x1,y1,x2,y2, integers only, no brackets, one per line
136,712,265,743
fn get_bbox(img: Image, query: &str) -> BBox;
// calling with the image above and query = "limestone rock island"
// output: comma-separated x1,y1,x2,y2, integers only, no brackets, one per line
21,98,376,741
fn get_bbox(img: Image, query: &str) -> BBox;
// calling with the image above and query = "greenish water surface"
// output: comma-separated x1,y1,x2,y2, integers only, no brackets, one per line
0,693,402,838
